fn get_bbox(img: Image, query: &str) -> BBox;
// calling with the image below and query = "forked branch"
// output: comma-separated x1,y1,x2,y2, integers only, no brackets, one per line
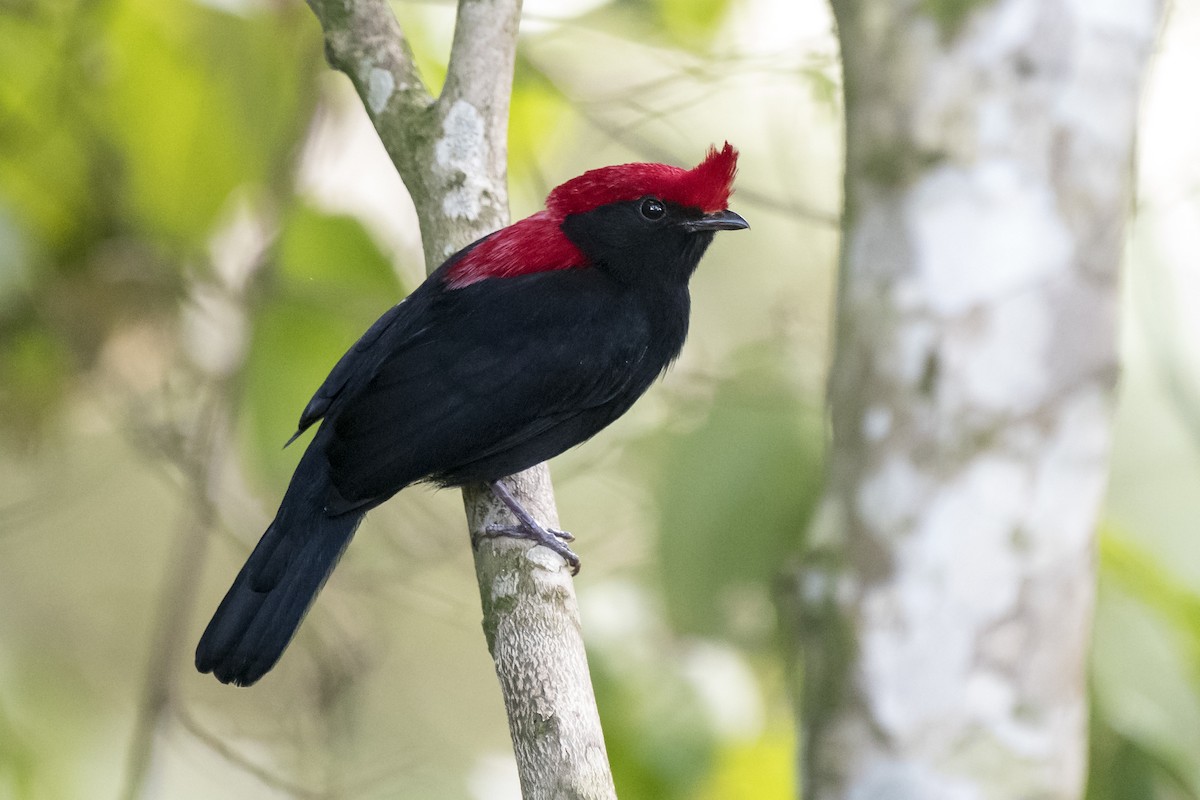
301,1,616,796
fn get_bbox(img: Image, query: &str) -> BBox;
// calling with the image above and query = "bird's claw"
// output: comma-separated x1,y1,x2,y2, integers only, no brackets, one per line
476,524,581,575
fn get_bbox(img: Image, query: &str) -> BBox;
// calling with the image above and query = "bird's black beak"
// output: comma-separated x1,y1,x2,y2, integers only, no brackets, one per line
682,209,750,232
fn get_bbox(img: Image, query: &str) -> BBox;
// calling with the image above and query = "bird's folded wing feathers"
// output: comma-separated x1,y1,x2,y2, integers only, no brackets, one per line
323,274,646,510
289,299,417,442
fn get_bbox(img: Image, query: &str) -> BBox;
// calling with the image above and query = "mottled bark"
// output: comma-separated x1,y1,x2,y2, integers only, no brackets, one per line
791,1,1163,798
303,1,615,796
467,471,615,799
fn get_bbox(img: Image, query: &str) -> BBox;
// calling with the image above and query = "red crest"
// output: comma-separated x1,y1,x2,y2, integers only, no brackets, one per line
445,144,740,288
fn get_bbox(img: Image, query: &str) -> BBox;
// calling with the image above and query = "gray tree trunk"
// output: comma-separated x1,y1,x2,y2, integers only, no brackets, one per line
304,2,616,797
790,1,1163,798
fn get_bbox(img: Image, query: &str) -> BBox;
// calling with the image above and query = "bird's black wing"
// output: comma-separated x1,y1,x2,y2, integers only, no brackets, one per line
285,298,420,445
322,269,652,512
286,237,497,444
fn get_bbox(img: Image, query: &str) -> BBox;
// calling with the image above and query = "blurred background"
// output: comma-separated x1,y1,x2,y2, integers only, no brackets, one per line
0,0,1198,797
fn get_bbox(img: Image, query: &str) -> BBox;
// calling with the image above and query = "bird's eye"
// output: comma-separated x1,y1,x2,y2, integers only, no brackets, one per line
639,197,666,220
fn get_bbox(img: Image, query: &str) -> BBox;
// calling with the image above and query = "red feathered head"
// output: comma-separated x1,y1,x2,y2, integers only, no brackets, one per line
444,144,740,288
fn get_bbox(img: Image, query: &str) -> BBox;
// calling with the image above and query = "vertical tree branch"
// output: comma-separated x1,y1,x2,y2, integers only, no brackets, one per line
303,1,616,796
466,469,615,798
790,1,1163,798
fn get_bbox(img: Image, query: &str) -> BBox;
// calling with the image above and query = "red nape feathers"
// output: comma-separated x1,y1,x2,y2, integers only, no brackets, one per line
444,143,739,288
444,211,587,289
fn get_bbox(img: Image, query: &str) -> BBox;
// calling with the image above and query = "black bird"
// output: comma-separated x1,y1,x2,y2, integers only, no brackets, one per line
196,144,748,685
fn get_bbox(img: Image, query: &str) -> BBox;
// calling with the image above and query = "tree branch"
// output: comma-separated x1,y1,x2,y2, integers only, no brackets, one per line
466,471,615,799
789,2,1164,798
305,0,433,166
304,2,616,796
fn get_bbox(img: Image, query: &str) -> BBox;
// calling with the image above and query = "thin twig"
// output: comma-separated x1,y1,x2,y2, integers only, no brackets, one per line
120,393,228,800
176,708,327,800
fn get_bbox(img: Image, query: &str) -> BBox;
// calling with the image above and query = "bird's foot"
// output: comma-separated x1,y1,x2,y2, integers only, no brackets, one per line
476,523,581,575
481,523,572,544
479,479,581,574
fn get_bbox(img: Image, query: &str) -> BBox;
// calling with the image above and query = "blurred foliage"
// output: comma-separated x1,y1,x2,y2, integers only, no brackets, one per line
0,0,319,442
607,0,736,50
241,203,404,487
508,56,575,190
1,0,1199,798
655,344,824,639
101,0,314,241
694,726,795,800
1089,530,1200,799
0,700,36,799
1088,701,1196,800
592,650,717,798
0,0,803,795
1101,532,1200,682
651,0,734,49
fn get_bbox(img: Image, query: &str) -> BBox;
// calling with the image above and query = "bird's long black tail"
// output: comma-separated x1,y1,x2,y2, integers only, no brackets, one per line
196,445,363,686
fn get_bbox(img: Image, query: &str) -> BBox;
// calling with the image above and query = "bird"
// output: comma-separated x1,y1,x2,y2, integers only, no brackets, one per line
195,143,748,686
